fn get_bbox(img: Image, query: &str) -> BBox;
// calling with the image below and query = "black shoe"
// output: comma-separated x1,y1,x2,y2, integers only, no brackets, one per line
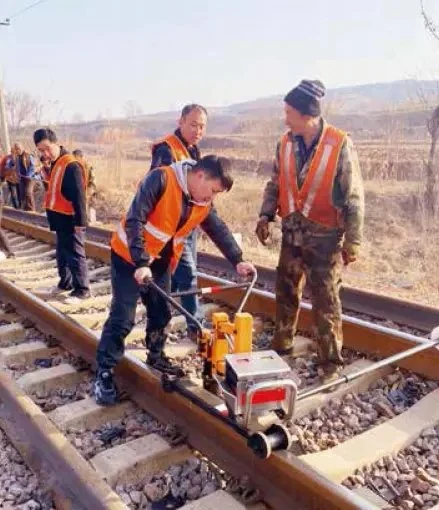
277,347,293,357
94,369,117,406
6,252,15,259
57,279,73,291
68,289,92,299
146,355,185,377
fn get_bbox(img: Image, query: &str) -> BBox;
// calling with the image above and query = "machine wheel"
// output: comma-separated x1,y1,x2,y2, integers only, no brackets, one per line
247,432,272,459
247,423,292,459
266,423,293,450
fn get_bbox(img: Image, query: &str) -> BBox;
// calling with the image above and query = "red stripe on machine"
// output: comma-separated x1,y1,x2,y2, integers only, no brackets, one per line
240,388,287,406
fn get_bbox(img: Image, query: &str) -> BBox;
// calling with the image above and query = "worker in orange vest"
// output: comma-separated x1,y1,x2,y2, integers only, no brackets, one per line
33,128,90,302
255,80,364,383
150,104,207,341
94,155,255,405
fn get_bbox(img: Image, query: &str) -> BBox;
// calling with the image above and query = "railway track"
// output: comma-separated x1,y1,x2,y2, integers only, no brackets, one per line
2,206,438,335
0,217,437,509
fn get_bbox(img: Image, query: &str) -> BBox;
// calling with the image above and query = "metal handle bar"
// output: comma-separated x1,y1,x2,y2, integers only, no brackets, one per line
171,281,251,298
243,379,298,429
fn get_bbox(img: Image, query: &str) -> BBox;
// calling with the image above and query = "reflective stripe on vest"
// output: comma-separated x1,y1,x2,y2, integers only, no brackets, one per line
111,165,209,270
278,124,345,228
143,221,172,244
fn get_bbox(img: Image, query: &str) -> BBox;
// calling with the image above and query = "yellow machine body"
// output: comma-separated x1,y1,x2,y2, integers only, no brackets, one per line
202,311,253,377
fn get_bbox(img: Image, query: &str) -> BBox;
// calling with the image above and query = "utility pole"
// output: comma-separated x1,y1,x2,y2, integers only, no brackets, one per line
0,19,10,153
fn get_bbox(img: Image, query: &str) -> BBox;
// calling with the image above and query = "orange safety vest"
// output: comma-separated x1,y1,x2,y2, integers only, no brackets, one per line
152,133,191,162
278,124,346,228
45,154,87,215
111,165,210,271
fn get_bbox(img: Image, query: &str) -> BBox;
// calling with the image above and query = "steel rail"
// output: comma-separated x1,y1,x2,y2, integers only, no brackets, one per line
3,206,438,333
0,219,387,510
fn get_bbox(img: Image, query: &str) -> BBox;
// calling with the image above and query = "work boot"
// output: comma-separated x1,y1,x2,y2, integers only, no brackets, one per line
145,329,167,354
63,289,92,305
94,369,118,406
318,363,343,389
146,354,185,377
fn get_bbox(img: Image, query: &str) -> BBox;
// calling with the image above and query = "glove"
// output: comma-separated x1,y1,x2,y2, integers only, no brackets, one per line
342,243,359,266
134,266,152,285
255,216,270,246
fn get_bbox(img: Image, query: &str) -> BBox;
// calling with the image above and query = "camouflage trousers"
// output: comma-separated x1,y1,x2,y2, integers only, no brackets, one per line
272,233,344,365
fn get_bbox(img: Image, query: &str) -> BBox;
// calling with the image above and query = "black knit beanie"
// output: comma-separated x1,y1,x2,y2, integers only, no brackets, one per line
284,79,326,117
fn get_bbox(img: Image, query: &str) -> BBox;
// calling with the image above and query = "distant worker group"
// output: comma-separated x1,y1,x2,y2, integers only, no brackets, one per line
0,77,364,406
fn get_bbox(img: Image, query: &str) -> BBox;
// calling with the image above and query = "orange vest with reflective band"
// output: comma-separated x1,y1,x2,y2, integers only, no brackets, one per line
278,124,346,228
111,165,210,271
45,154,87,215
152,134,190,162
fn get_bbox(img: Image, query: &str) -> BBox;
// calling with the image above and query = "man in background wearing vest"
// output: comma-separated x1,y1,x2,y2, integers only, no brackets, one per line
150,104,207,342
33,128,91,302
255,80,364,383
73,149,98,223
94,155,255,406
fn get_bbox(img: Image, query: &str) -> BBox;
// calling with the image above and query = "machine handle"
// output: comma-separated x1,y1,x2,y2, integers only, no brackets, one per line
236,269,258,314
171,281,251,298
243,379,297,429
146,279,205,335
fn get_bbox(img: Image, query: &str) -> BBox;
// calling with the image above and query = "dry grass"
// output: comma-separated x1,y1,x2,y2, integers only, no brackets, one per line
88,151,439,308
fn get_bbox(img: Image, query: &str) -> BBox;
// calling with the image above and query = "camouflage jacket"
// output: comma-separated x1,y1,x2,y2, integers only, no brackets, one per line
259,123,364,256
86,164,97,204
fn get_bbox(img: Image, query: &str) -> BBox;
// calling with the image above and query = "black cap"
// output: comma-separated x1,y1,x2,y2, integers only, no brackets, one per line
284,79,326,117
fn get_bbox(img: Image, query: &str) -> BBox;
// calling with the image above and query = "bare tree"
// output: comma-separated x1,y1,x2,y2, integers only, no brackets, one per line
124,100,143,118
419,1,439,215
424,106,439,216
420,0,439,42
97,126,135,186
5,90,41,130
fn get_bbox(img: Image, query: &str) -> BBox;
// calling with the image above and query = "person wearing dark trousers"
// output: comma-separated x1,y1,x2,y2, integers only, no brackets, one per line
8,181,21,209
33,128,90,302
12,143,36,211
1,152,21,209
150,104,207,341
94,156,255,405
0,182,15,259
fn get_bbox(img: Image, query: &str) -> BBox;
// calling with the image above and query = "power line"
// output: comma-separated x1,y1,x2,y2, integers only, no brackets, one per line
2,0,50,24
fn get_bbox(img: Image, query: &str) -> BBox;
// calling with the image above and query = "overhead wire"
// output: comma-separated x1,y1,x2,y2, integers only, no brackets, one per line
1,0,50,24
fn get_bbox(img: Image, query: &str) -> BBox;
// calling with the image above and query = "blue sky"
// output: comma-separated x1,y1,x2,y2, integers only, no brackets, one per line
0,0,438,122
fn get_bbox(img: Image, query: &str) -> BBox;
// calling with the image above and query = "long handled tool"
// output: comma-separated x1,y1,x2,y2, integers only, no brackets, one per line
170,281,251,298
147,269,258,333
298,334,439,401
